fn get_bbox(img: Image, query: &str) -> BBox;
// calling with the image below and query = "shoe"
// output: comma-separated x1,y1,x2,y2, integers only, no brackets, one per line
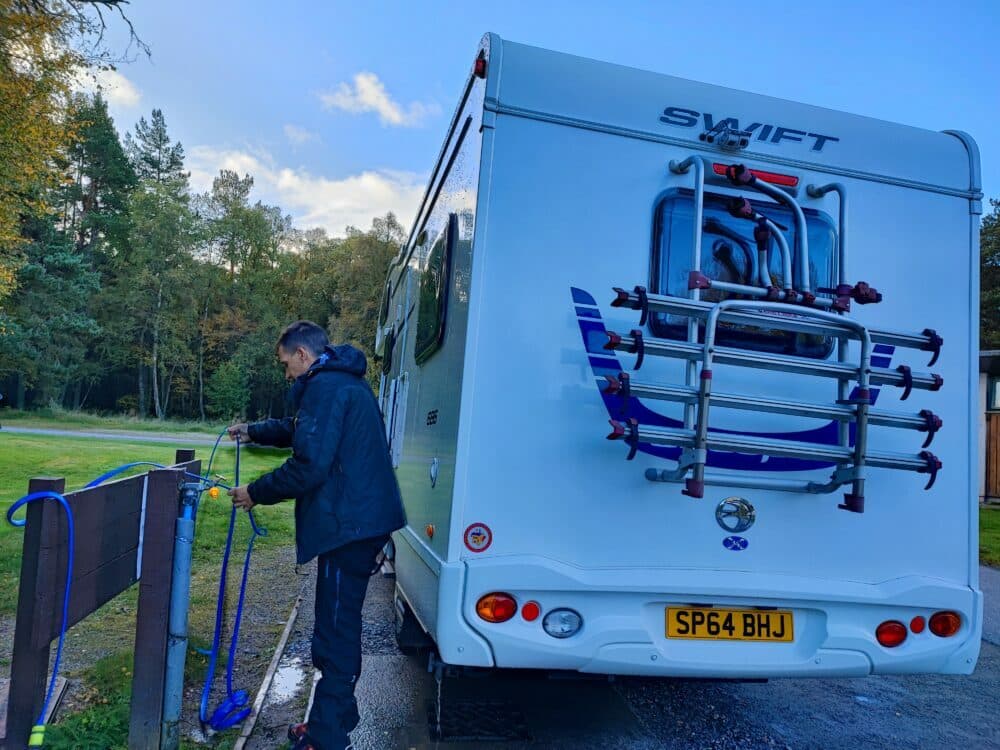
290,736,317,750
288,722,308,743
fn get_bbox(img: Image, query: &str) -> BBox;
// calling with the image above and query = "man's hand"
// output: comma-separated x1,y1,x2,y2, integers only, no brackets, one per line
228,422,250,442
229,485,255,511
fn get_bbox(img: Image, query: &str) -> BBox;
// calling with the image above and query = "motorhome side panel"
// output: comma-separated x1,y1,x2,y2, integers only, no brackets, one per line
386,62,487,640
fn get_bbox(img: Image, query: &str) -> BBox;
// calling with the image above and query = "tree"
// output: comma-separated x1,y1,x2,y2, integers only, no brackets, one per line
982,199,1000,349
1,212,100,406
205,360,249,418
61,93,136,263
0,0,145,302
126,108,186,186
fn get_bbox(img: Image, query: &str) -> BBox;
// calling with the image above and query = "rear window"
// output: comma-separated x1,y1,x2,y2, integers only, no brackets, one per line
651,189,837,359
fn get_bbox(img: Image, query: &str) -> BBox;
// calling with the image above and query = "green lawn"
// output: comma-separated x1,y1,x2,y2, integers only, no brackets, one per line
0,433,291,615
1,407,229,435
982,507,1000,568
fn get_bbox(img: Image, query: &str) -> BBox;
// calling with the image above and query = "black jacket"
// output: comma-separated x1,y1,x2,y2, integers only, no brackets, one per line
247,344,406,563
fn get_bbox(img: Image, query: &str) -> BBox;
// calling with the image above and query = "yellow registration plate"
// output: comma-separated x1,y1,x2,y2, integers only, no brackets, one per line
666,607,794,642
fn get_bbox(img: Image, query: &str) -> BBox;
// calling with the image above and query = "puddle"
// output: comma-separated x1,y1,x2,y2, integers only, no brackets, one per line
267,656,309,705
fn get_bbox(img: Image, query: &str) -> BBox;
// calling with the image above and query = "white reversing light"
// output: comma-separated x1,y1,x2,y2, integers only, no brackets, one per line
542,608,582,639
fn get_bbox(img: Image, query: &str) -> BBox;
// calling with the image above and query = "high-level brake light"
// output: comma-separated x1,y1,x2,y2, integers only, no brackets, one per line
712,163,799,187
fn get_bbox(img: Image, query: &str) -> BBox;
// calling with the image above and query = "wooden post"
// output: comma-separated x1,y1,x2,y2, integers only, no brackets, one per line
2,478,64,750
128,452,198,750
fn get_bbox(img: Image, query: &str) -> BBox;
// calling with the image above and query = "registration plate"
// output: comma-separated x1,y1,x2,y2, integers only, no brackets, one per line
666,607,794,642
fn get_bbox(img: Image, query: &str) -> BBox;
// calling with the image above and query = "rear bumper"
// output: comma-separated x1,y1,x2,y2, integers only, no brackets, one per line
449,556,983,677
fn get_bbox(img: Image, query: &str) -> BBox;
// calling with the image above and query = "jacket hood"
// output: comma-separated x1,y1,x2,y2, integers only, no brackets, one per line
310,344,367,378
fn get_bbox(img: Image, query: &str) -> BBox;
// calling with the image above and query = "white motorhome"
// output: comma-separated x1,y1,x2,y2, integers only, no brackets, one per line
376,33,983,678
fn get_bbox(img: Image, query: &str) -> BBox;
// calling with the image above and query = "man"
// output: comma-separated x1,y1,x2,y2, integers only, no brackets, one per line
228,320,405,750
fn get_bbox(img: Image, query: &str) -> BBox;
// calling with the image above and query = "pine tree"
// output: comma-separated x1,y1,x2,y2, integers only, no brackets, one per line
126,108,187,187
61,93,137,264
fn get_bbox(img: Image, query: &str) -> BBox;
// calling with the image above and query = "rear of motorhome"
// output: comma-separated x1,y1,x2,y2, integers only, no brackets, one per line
376,33,983,678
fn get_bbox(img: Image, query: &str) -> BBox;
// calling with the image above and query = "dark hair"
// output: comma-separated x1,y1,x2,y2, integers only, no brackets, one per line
276,320,330,356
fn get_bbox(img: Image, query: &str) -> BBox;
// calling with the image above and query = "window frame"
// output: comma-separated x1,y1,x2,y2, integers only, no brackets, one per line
649,187,838,360
414,212,458,365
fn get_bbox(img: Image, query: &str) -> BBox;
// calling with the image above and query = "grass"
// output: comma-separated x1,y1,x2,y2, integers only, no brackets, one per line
1,407,230,435
0,433,292,615
0,431,293,748
981,506,1000,568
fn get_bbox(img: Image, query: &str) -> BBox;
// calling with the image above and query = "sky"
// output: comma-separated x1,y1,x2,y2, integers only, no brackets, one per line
89,0,1000,237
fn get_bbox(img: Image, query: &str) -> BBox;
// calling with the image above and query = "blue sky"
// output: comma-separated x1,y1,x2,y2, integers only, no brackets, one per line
93,0,999,235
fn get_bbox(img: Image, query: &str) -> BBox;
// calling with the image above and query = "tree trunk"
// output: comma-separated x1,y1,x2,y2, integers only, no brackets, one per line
72,381,82,410
198,298,208,421
15,372,25,410
151,281,164,420
138,364,147,416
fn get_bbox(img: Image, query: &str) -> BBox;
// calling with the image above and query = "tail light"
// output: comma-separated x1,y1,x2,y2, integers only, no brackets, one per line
476,593,517,623
521,601,541,622
712,163,799,187
876,620,907,648
910,616,926,634
929,611,961,637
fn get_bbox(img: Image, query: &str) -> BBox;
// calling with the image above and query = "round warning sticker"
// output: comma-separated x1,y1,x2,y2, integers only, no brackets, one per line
464,523,493,553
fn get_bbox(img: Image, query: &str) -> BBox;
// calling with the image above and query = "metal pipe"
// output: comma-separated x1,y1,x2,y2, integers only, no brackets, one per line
699,300,872,505
699,277,838,309
161,483,200,750
764,219,794,292
751,180,811,292
669,156,708,429
807,183,849,448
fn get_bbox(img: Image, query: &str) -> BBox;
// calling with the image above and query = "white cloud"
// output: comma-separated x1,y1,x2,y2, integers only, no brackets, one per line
319,72,439,128
188,145,424,236
283,124,318,145
73,67,142,108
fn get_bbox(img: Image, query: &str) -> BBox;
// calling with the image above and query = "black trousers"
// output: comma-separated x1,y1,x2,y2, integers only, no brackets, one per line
308,535,388,750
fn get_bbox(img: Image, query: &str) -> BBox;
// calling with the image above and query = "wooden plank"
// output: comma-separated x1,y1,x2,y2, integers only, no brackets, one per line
989,414,1000,497
2,478,63,750
34,548,140,646
127,464,195,750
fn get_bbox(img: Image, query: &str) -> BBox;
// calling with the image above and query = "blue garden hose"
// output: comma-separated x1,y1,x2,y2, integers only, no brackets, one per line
5,492,75,748
199,434,268,732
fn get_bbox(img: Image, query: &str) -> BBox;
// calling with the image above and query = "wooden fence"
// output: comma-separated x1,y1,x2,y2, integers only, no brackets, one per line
0,449,200,750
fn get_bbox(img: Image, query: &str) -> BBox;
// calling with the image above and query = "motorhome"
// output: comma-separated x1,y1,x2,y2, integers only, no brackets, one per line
376,33,982,678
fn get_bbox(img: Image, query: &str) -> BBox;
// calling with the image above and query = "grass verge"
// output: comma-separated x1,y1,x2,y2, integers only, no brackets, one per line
1,407,229,435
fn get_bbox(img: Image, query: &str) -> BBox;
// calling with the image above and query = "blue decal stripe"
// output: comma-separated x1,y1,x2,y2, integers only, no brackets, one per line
871,357,892,368
873,344,895,355
576,307,600,318
572,287,598,306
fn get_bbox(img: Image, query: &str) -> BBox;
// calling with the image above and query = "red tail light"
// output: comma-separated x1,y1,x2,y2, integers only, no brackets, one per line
474,56,487,79
712,163,799,187
876,620,907,648
522,601,541,622
929,611,961,637
476,593,517,623
909,616,926,634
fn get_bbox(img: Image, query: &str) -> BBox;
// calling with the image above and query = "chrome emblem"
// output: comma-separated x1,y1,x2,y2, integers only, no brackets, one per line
716,497,755,533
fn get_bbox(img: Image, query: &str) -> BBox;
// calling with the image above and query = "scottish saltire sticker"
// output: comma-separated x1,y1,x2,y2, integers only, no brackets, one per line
723,536,749,551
